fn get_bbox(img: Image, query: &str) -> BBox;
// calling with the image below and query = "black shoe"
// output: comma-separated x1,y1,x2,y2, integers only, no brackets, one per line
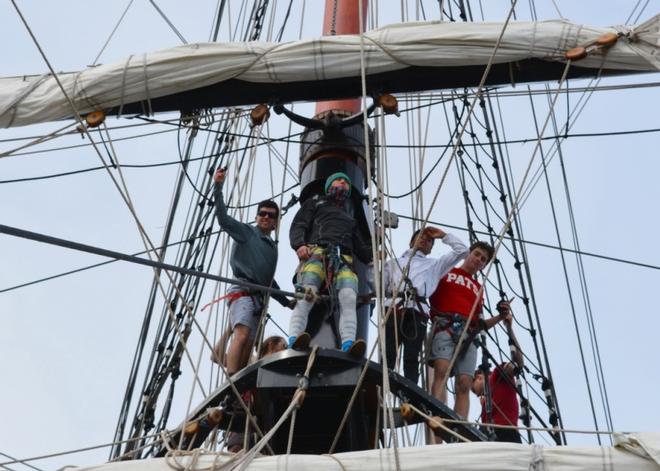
347,339,366,358
291,332,311,350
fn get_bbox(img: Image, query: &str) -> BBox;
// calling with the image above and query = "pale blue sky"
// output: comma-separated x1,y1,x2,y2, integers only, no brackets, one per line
1,1,659,469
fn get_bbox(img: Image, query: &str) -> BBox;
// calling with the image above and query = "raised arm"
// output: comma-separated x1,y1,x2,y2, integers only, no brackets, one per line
500,300,524,368
482,300,520,368
213,168,253,242
428,229,469,279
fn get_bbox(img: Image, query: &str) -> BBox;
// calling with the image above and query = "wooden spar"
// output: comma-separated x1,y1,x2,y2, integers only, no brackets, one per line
316,0,369,116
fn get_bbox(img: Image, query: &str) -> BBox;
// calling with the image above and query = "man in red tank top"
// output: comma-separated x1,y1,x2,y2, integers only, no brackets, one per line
428,241,510,421
472,304,524,443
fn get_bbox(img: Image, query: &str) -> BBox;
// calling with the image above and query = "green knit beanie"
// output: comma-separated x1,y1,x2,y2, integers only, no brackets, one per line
324,172,352,196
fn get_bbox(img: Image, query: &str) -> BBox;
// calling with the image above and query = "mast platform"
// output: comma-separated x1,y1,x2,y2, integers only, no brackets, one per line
156,348,486,456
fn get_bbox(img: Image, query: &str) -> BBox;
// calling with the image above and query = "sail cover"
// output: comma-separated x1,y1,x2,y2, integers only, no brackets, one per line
1,15,659,128
70,433,660,470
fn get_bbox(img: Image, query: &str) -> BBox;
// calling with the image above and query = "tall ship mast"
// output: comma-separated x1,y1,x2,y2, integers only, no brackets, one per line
1,1,660,469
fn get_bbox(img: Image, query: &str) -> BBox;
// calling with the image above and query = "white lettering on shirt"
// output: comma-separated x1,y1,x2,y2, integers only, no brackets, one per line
445,271,481,296
465,278,475,292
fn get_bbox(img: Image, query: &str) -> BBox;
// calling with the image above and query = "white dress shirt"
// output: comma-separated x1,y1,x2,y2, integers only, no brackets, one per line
380,233,468,314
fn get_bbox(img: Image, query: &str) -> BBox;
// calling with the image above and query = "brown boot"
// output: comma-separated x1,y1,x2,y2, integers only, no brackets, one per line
290,332,311,350
347,339,366,358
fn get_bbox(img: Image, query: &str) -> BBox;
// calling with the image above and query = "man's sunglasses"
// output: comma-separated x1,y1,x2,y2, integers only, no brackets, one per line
257,210,278,219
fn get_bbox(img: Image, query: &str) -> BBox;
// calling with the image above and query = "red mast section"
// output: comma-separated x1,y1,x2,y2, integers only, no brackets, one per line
316,0,369,116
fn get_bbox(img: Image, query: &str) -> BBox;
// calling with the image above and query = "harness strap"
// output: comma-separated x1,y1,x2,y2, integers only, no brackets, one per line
456,326,480,359
201,290,250,312
423,316,444,365
431,312,481,361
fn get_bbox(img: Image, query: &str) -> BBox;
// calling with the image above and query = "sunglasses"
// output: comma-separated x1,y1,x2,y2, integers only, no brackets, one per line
257,210,278,219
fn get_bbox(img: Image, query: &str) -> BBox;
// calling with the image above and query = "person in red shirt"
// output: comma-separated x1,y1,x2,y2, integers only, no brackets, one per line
472,303,524,443
428,241,509,421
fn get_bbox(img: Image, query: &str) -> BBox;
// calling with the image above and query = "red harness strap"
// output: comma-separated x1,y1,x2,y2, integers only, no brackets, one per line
201,290,249,312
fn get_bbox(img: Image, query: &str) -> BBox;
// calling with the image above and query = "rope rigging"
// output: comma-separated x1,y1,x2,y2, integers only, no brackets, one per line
109,1,308,458
532,82,614,441
385,0,597,445
4,0,658,464
448,86,565,443
9,6,233,452
117,111,255,457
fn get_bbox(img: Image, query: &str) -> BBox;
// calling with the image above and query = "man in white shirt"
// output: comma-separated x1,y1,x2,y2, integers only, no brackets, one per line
380,227,468,382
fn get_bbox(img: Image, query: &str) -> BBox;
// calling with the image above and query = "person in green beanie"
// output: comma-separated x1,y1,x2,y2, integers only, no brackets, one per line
288,172,372,356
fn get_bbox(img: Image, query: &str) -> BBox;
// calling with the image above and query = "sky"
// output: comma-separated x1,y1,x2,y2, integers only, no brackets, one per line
1,1,660,470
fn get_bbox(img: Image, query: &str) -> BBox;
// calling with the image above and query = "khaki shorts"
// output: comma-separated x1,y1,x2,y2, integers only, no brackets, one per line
428,330,477,378
228,286,262,341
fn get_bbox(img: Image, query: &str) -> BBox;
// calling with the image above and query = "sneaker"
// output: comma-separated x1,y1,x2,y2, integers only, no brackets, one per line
289,332,310,350
343,339,366,358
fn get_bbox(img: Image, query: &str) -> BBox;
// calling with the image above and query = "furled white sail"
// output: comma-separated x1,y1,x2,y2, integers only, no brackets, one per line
2,16,659,128
70,433,660,470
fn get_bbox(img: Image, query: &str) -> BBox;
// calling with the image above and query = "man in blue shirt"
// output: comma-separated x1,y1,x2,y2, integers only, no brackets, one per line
213,167,291,375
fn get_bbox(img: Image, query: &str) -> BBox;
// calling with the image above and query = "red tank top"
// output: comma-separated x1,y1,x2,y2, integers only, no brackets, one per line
429,267,483,320
480,365,519,426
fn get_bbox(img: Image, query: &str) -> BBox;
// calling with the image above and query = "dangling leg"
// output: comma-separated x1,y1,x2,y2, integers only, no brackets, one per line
288,251,324,348
288,285,316,349
402,309,427,383
453,340,478,420
338,287,357,348
225,291,259,375
384,306,399,371
336,263,363,356
429,331,454,405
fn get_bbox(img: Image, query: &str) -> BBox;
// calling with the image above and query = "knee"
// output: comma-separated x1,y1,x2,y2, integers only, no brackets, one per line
295,285,318,311
232,325,251,342
211,345,225,365
456,375,473,395
337,287,357,306
433,361,449,379
300,284,318,300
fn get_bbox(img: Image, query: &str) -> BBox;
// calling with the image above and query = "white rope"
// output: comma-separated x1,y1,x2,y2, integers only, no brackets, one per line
368,0,522,398
357,0,401,467
329,338,381,453
100,121,211,399
441,60,574,398
231,347,319,471
0,432,165,467
352,0,523,422
441,416,630,437
406,403,470,443
323,453,348,471
9,4,225,411
368,6,528,419
0,120,77,158
91,0,135,66
517,76,602,208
